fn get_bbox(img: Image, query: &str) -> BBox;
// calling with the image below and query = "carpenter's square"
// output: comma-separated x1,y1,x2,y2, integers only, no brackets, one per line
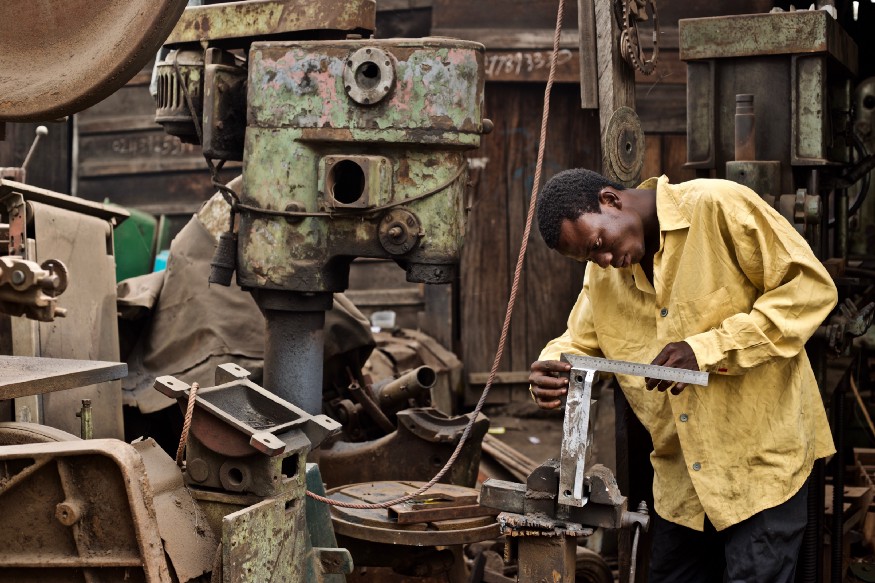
557,353,710,508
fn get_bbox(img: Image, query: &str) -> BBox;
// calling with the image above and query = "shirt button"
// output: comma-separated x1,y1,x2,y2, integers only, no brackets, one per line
660,307,668,317
692,462,702,471
680,413,689,422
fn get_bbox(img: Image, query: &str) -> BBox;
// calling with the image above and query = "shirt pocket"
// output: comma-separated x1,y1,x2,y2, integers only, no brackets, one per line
674,286,733,336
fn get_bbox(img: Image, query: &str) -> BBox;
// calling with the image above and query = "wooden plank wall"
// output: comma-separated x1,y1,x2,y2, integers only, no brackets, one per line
0,121,71,193
437,0,774,403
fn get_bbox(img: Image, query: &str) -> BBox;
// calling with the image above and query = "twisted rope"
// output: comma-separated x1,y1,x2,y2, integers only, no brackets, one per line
307,0,568,509
176,382,200,467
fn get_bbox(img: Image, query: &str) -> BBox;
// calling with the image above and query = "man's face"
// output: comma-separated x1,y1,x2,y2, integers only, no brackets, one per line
556,196,646,269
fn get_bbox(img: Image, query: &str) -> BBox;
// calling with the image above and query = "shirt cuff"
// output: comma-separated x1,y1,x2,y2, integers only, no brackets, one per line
684,329,724,372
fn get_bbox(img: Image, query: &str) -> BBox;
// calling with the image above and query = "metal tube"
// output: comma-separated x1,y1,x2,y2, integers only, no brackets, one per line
370,366,437,409
734,94,756,162
831,382,845,583
836,188,848,260
263,309,326,415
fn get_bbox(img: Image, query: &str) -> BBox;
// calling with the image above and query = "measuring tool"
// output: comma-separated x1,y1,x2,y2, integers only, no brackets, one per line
557,353,710,508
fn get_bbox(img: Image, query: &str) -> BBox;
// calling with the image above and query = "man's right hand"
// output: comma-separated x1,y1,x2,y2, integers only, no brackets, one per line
529,360,571,409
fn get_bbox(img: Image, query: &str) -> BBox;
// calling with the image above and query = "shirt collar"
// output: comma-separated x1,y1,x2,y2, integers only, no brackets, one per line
642,175,690,232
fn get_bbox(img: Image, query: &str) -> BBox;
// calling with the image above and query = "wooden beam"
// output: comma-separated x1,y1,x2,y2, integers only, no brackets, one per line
594,0,637,177
578,0,598,108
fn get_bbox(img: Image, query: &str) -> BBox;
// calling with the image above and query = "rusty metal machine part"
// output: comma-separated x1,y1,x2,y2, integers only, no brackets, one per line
149,364,352,583
619,0,659,75
370,365,437,411
0,439,174,581
328,481,501,546
343,46,396,106
0,256,68,321
317,407,489,489
0,0,188,122
155,48,206,144
604,106,645,187
164,0,376,46
154,363,341,495
238,37,485,291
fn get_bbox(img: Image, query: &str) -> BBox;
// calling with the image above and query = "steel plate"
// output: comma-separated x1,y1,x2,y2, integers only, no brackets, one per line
0,0,188,122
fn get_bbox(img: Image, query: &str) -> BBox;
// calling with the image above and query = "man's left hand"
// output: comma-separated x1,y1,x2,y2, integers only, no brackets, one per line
646,341,699,395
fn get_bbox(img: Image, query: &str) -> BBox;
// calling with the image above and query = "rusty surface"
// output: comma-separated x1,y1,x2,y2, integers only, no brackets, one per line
135,439,217,583
388,492,498,524
328,481,500,546
165,0,376,46
679,10,857,74
0,356,127,400
0,439,171,581
0,0,188,122
316,408,489,489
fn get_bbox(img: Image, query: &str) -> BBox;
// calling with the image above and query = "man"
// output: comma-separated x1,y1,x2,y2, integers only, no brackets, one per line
529,169,837,582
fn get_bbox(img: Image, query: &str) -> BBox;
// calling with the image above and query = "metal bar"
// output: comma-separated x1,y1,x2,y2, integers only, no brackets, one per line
558,369,595,507
561,354,709,386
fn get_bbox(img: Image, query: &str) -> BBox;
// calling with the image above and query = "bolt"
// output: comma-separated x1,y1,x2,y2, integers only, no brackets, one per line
10,270,25,285
388,226,403,238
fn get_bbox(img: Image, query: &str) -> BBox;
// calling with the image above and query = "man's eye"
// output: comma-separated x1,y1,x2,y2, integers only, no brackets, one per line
593,239,601,250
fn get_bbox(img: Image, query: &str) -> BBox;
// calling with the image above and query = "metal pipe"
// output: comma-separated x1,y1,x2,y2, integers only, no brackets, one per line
831,381,845,583
836,188,849,260
734,94,756,161
263,309,326,415
370,366,437,410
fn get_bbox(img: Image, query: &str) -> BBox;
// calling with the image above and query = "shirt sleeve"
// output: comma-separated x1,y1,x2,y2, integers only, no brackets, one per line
538,266,604,362
683,186,838,374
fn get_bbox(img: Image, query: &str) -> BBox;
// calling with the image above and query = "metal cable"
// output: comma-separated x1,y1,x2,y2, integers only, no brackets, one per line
629,523,641,581
176,382,200,467
306,0,568,509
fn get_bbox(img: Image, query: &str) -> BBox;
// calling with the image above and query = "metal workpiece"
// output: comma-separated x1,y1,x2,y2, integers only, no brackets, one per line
164,0,376,47
0,439,173,581
559,368,596,507
0,256,68,321
0,0,188,122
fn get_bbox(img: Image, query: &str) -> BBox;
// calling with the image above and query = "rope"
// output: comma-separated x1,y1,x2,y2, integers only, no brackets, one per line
176,382,200,467
850,375,875,443
306,0,568,510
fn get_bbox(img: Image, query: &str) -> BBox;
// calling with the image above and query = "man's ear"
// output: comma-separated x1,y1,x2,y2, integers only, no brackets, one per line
598,187,622,209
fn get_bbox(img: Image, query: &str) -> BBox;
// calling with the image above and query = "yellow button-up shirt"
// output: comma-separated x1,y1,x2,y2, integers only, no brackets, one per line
539,175,837,531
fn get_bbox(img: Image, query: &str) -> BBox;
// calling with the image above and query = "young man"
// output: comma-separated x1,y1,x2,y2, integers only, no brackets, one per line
529,169,837,582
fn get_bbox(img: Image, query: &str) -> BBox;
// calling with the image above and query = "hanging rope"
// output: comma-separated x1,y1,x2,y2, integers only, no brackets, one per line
176,382,200,467
305,0,568,510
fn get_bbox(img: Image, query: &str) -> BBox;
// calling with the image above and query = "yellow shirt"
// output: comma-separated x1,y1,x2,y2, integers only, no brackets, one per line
539,175,837,531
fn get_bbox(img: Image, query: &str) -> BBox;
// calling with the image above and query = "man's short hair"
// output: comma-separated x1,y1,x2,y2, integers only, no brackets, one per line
536,168,626,248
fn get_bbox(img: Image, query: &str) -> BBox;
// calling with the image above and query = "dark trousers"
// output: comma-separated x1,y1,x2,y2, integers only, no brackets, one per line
648,480,809,583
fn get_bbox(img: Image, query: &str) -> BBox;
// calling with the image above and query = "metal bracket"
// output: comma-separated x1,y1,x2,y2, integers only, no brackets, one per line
558,368,596,507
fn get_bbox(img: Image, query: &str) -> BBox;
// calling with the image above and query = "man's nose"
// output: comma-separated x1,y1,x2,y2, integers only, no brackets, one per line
593,252,612,268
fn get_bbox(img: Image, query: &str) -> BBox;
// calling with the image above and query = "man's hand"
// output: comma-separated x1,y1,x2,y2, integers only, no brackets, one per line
646,341,699,395
529,360,571,409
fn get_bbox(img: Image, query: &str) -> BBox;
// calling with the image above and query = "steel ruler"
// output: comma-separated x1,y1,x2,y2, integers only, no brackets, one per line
561,354,709,387
557,353,709,508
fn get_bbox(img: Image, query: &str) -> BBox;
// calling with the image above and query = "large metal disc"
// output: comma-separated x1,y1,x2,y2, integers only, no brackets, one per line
0,0,188,122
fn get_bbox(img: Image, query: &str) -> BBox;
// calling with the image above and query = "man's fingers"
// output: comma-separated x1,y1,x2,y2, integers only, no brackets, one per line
531,386,567,400
529,373,568,390
531,360,572,373
670,383,687,395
